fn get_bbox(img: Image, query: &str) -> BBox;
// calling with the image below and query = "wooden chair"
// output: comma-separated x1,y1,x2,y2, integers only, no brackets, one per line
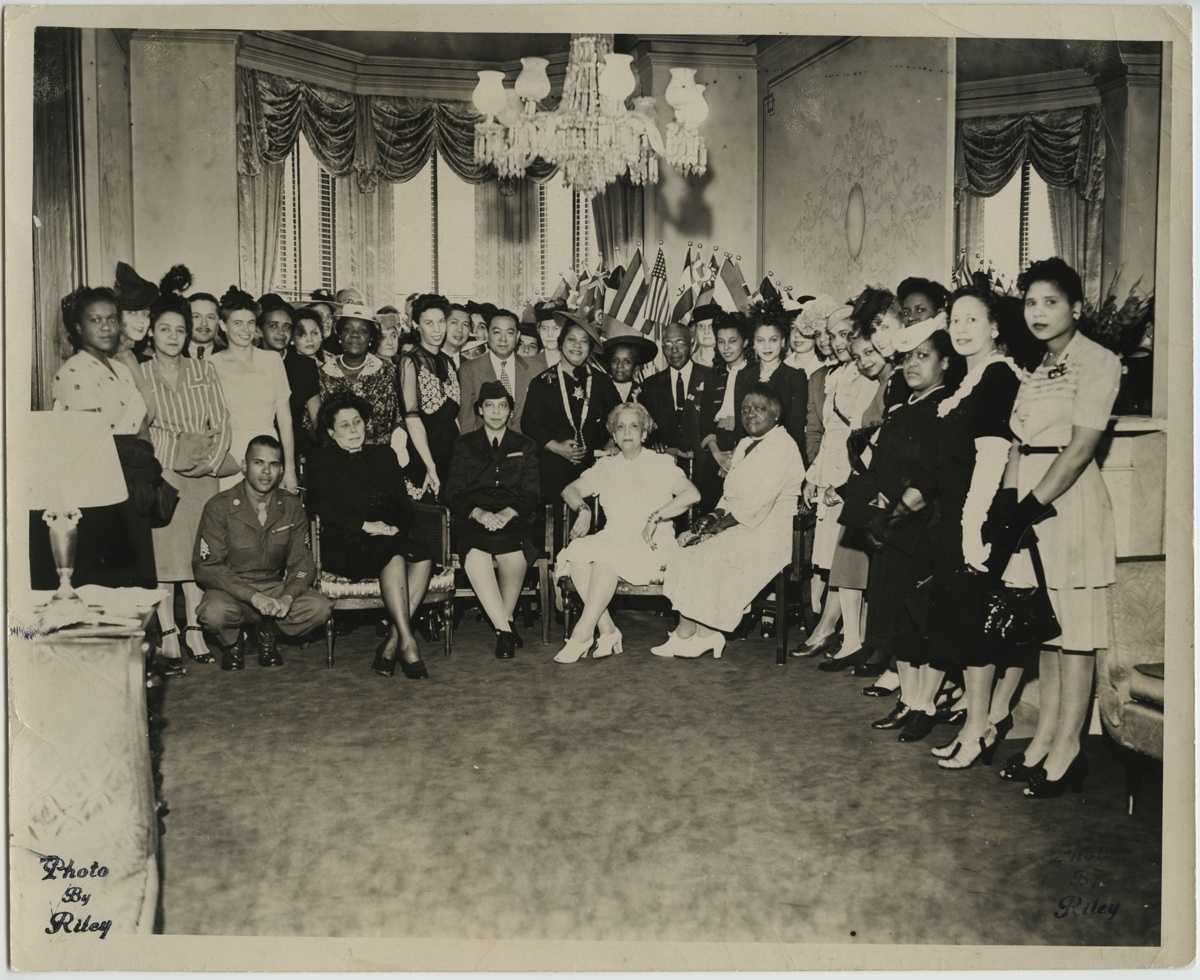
312,502,457,667
557,498,791,665
452,504,555,645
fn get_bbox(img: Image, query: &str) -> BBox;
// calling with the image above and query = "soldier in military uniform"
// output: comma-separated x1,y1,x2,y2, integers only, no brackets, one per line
194,434,332,670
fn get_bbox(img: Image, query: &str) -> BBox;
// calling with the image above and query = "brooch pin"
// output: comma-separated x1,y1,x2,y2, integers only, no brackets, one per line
1047,362,1068,380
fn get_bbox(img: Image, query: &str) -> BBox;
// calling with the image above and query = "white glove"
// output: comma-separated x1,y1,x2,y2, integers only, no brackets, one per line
961,436,1009,571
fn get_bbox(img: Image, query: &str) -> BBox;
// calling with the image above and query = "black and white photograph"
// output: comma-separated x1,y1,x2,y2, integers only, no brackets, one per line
4,3,1193,971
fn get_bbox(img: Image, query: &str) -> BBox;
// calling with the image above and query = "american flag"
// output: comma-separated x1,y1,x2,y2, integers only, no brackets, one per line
642,247,671,336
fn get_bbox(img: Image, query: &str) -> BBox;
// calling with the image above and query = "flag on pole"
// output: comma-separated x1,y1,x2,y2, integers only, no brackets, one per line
712,256,751,312
669,247,695,324
642,247,671,336
608,249,648,327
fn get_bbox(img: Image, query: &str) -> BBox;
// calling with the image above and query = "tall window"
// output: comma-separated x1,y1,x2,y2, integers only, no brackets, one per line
279,147,601,308
981,160,1055,287
273,133,337,301
542,172,599,295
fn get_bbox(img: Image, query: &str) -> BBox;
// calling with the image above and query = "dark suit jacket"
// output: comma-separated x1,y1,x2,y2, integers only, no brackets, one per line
457,351,547,434
444,426,540,524
639,362,712,455
733,362,810,463
805,365,829,466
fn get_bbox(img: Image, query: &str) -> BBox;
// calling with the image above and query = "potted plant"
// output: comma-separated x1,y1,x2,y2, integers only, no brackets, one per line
1080,273,1155,416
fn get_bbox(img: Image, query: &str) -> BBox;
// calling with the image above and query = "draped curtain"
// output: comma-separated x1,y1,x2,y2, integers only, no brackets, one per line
237,66,560,301
474,180,541,310
591,178,644,271
335,177,396,309
955,106,1106,300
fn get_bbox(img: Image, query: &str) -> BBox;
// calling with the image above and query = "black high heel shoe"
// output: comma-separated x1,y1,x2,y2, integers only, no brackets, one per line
817,646,874,673
998,751,1046,782
372,640,397,677
183,626,216,664
992,715,1015,742
509,623,524,649
1023,753,1088,798
397,638,429,680
936,729,998,770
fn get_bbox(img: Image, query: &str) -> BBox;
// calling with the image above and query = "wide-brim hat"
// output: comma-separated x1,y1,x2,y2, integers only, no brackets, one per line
535,299,564,323
335,303,380,326
600,314,658,362
552,308,601,346
114,261,158,311
691,301,723,324
892,311,948,353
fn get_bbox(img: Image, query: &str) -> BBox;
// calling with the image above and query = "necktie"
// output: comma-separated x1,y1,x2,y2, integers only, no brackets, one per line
498,359,513,397
197,345,205,361
674,371,685,414
493,437,501,451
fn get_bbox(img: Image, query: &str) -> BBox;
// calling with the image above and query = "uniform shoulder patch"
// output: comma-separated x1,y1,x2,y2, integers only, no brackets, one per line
199,537,210,559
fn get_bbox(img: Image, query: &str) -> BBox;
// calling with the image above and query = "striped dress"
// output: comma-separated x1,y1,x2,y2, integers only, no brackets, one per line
136,356,231,581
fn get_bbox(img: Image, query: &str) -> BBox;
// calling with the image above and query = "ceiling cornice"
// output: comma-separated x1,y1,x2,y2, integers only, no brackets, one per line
237,31,573,99
956,68,1100,118
759,37,856,90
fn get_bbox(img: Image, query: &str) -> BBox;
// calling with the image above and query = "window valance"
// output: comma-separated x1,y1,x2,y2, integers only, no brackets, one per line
955,105,1106,201
236,66,556,191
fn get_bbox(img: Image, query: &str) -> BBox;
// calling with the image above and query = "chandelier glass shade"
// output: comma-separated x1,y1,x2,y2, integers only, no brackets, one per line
472,34,708,197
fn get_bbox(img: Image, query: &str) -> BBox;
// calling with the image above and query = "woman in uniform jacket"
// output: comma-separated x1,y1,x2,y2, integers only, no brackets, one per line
521,313,620,521
445,381,541,659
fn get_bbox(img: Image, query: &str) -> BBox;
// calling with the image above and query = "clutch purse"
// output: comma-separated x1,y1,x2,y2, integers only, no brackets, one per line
979,539,1060,646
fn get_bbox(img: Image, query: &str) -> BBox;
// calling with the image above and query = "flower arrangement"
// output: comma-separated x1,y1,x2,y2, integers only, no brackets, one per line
1080,273,1155,358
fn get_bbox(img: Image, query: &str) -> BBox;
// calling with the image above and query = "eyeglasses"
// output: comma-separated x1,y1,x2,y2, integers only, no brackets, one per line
662,339,690,350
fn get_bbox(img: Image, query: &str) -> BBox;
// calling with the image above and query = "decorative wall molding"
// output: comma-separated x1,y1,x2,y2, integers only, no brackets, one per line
956,68,1100,118
629,35,758,70
130,29,240,46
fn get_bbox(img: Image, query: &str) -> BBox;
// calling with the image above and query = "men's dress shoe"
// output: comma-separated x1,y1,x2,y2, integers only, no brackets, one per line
220,632,246,672
871,702,911,730
495,630,516,660
862,682,899,698
850,660,887,678
897,711,938,743
256,626,283,667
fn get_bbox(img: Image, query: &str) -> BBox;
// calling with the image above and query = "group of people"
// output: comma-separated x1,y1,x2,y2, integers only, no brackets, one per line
45,253,1120,799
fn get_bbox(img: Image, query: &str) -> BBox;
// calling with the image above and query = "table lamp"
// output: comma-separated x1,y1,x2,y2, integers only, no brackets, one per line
22,411,128,617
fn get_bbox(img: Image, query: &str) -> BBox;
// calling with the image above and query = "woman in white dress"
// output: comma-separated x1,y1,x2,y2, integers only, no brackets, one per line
658,384,806,659
210,286,298,492
554,402,700,664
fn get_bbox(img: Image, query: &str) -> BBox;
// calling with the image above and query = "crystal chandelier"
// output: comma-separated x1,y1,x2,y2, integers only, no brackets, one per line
472,34,709,198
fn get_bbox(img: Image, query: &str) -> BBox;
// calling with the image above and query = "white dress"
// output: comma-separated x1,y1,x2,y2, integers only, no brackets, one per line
664,425,806,631
807,362,879,568
555,450,682,585
210,347,290,488
1002,331,1120,650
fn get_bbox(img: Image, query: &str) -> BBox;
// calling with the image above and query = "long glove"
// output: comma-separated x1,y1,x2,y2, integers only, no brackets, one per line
984,492,1056,577
865,499,915,552
961,437,1010,570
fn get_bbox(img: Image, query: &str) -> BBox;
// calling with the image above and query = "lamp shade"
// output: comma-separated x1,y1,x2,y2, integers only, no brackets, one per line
21,412,127,513
515,57,551,102
472,71,508,119
598,53,636,103
664,67,698,110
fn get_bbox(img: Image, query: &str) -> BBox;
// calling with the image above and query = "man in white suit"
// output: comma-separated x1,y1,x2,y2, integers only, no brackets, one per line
457,308,546,434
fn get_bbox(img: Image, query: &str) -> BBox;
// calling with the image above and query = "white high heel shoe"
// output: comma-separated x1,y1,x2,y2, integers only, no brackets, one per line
650,631,682,658
593,630,623,660
553,633,595,664
673,631,727,660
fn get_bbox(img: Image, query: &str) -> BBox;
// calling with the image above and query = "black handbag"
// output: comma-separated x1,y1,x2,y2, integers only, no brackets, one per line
980,539,1061,646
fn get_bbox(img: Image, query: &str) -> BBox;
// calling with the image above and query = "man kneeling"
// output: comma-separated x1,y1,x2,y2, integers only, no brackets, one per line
193,435,332,670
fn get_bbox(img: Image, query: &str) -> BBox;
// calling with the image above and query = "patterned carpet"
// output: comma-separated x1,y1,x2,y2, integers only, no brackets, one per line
157,609,1162,945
